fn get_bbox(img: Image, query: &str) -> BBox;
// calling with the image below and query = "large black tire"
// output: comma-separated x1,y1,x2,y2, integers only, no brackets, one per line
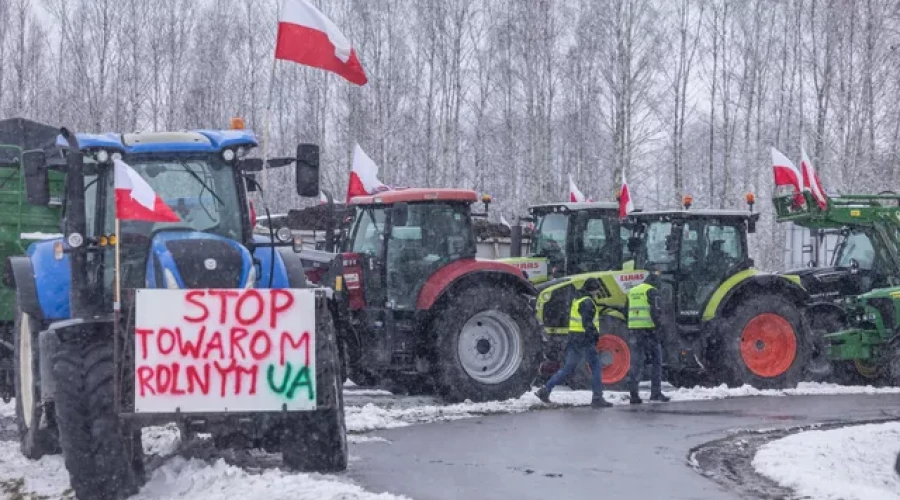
13,301,59,459
282,305,348,472
667,368,715,389
888,336,900,386
432,286,543,403
52,340,138,500
714,295,810,389
567,317,632,391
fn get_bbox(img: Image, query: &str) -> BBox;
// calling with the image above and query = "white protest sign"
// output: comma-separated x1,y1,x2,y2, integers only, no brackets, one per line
133,288,317,413
612,271,648,293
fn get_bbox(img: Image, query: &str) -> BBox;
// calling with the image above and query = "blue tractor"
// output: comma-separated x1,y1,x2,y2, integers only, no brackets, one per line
3,125,346,499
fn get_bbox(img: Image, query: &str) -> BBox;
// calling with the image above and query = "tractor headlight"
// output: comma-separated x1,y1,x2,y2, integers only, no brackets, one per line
276,226,292,243
95,149,109,163
222,149,236,162
865,312,878,322
244,266,257,289
540,291,551,302
163,268,180,289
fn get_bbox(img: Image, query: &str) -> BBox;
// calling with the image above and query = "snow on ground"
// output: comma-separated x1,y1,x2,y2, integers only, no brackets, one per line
346,382,900,433
753,421,900,500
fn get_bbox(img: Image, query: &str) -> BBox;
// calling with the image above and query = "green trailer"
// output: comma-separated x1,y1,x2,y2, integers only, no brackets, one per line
0,118,65,400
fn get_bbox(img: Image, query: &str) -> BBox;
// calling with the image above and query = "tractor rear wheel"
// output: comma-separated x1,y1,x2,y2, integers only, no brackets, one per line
281,306,348,472
716,295,809,389
567,318,631,391
433,286,542,403
52,339,139,500
13,301,59,459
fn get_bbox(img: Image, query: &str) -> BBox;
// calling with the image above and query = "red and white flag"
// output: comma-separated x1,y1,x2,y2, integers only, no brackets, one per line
569,174,590,202
800,147,828,210
275,0,367,85
771,147,804,206
619,172,634,219
114,159,180,222
346,143,387,203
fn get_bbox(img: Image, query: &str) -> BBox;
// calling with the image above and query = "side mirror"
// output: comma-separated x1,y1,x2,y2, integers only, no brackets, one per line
390,202,408,227
245,173,257,192
296,143,320,197
748,219,757,233
22,150,49,206
849,258,860,274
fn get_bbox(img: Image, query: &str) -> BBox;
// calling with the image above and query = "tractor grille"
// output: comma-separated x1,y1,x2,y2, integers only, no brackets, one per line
166,239,243,288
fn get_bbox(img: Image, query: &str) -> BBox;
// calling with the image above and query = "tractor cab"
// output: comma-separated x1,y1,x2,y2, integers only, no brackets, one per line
504,201,631,283
626,208,758,322
342,189,484,310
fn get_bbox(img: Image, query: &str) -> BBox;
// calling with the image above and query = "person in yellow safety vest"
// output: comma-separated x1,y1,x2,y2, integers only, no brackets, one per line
534,277,613,408
626,270,670,404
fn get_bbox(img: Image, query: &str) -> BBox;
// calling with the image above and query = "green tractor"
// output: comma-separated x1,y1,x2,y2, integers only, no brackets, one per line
501,202,636,284
825,286,900,385
0,118,66,401
535,198,812,390
773,188,900,382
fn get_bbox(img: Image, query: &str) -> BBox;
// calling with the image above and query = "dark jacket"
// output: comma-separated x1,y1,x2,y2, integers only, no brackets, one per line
646,287,664,328
575,295,600,346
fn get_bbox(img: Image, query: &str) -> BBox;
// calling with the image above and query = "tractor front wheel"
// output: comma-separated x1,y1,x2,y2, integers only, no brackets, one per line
433,286,542,403
52,339,139,500
13,301,59,459
567,318,632,391
716,295,809,389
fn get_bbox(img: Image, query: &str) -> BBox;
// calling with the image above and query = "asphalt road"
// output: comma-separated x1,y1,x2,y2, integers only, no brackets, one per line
347,393,900,500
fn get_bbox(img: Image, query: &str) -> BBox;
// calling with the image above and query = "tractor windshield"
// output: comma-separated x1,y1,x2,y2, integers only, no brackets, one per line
85,155,244,241
530,213,567,258
834,231,876,270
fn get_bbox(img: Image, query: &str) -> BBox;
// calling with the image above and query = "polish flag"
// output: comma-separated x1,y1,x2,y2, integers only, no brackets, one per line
771,147,804,206
800,147,828,210
569,174,590,202
114,159,180,222
499,214,511,228
275,0,367,85
346,143,387,203
619,172,634,219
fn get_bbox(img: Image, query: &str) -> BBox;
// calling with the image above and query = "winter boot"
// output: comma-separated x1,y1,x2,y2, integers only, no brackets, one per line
534,386,551,404
650,392,671,403
591,396,613,409
629,391,642,405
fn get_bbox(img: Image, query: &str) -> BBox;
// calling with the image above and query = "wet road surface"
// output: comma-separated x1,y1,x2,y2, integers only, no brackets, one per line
347,393,900,500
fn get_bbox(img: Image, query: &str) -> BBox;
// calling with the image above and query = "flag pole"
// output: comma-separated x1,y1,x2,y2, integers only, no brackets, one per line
114,217,121,311
260,56,278,194
113,216,121,412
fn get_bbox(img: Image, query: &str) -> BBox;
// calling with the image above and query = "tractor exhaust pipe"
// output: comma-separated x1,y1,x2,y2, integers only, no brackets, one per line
510,224,522,258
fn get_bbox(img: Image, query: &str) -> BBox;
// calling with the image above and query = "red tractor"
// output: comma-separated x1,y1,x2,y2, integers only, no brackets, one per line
316,188,543,402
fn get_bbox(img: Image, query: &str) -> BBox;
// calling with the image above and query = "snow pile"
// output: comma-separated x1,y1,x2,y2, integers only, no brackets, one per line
0,442,410,500
346,382,900,433
753,421,900,500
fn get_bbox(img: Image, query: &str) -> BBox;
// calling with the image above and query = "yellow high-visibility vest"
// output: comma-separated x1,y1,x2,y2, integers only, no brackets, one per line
628,283,656,329
569,296,600,333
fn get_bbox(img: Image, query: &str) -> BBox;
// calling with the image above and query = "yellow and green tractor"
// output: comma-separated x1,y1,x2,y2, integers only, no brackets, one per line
500,202,635,284
535,200,814,390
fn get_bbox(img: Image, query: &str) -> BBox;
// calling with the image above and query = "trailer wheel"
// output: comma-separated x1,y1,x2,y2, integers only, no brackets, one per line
716,295,809,389
282,305,348,472
52,340,138,500
13,301,59,459
567,318,631,391
433,286,542,403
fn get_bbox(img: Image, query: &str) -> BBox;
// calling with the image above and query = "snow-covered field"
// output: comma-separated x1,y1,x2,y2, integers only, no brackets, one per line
754,421,900,500
1,381,899,499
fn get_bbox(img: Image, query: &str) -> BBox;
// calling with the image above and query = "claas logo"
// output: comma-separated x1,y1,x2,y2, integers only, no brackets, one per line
618,273,646,281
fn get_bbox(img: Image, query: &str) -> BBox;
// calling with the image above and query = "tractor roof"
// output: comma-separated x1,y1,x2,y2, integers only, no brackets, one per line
629,209,759,222
54,130,258,154
529,201,620,213
349,188,479,205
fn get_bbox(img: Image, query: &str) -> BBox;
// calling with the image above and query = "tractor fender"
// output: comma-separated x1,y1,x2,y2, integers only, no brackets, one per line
4,256,43,320
416,259,535,311
7,240,71,320
707,271,809,321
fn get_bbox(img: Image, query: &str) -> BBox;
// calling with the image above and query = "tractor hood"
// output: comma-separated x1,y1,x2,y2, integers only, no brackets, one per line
780,266,857,302
498,256,549,284
145,230,254,289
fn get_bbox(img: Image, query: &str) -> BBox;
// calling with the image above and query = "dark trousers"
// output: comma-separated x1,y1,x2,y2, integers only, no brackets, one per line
544,341,604,398
628,329,663,396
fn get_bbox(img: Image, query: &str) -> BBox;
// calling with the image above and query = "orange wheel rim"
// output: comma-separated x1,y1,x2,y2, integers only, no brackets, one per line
594,334,631,384
740,313,797,378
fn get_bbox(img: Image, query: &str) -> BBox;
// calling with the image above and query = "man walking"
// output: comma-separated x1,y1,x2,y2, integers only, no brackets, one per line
627,271,671,404
534,278,613,408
